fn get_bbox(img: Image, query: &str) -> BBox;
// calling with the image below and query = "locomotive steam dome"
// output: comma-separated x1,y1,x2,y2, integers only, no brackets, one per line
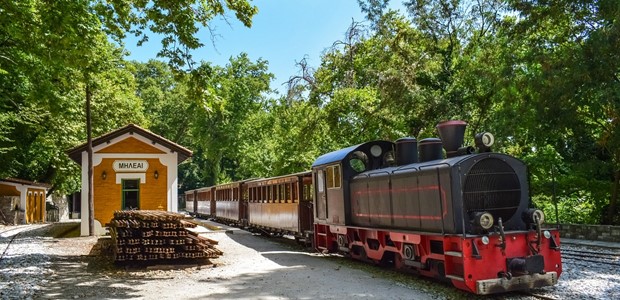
462,157,521,223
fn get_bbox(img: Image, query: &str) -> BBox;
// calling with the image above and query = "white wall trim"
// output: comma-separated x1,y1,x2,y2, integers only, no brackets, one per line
116,173,147,185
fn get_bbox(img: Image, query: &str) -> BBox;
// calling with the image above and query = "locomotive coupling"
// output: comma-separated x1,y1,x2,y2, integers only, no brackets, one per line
507,255,545,275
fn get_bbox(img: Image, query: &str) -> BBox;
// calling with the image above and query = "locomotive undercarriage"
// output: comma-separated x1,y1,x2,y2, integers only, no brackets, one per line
315,223,562,295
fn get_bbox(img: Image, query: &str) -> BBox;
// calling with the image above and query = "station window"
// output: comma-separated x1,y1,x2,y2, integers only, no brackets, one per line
326,165,341,189
122,179,140,210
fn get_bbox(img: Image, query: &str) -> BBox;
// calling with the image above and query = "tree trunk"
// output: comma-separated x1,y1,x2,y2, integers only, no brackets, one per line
608,169,620,225
86,83,94,236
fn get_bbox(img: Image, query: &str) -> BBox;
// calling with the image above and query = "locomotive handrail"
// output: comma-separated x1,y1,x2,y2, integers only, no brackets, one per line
368,171,390,177
419,162,451,170
461,180,467,239
392,165,419,173
436,167,446,235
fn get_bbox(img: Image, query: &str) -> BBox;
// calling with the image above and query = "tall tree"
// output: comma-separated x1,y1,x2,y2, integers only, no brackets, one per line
190,54,273,184
504,0,620,224
1,0,260,233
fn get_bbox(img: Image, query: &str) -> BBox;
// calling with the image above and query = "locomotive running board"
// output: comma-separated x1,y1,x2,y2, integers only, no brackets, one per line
476,272,558,295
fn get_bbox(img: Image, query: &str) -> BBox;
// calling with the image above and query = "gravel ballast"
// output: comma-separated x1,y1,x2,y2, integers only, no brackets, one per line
1,222,619,299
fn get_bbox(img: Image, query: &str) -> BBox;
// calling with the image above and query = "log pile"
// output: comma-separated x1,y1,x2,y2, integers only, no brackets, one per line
109,210,222,264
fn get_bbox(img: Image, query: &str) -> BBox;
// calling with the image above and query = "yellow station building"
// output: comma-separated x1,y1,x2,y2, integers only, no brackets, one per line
68,124,192,236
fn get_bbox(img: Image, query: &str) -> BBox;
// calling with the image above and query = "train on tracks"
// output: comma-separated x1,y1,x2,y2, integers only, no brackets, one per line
183,120,562,294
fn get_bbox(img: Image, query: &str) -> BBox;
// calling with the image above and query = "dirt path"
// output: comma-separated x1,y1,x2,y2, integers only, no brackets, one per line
2,223,467,299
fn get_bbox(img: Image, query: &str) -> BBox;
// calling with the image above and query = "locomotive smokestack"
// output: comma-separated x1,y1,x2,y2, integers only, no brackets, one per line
437,120,467,158
395,137,418,165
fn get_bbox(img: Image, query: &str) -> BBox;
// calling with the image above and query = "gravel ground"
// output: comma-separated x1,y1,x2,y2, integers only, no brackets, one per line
526,243,620,300
1,222,619,300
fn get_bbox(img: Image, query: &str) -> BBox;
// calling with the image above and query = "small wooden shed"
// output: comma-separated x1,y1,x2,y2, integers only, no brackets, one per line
0,178,50,224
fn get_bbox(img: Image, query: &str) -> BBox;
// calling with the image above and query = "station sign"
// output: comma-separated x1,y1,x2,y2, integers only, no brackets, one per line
113,160,149,172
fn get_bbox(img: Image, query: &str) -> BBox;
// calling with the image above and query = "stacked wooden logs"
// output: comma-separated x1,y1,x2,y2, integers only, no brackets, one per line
109,210,222,263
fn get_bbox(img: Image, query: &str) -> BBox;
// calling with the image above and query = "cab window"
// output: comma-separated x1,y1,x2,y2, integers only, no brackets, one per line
326,165,341,189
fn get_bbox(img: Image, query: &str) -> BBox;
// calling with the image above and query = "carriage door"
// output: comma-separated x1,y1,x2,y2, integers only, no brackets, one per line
315,169,327,220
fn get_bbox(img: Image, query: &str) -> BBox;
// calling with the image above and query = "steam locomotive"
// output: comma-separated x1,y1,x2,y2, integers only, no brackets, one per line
184,120,562,294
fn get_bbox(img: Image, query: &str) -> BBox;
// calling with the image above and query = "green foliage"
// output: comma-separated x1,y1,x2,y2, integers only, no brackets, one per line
0,0,258,194
237,98,329,178
93,0,258,70
2,0,620,225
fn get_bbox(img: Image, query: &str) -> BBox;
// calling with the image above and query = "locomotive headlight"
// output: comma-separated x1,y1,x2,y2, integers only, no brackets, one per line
474,212,494,230
475,132,495,149
481,236,490,245
524,209,545,224
544,230,551,239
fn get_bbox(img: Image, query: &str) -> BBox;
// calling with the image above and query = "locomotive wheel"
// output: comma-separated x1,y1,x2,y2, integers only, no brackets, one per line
379,251,396,267
393,253,406,269
350,245,368,261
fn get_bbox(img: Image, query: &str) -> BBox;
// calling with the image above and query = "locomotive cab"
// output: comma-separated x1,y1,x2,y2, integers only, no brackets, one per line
311,141,395,227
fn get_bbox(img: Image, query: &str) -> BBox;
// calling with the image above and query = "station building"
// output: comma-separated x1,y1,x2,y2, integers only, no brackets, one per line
67,124,192,236
0,178,50,224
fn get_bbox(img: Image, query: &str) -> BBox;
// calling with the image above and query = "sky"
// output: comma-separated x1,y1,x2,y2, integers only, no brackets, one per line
123,1,404,95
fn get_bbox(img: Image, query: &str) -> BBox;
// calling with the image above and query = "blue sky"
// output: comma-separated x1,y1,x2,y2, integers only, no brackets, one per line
124,1,404,94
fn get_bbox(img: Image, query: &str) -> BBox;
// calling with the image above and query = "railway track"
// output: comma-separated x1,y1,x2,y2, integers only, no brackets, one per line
561,248,620,267
0,225,37,261
0,232,20,261
0,227,24,261
519,291,559,300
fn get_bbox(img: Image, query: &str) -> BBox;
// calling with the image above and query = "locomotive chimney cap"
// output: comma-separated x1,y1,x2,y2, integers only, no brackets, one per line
396,137,417,143
437,120,467,157
437,120,467,128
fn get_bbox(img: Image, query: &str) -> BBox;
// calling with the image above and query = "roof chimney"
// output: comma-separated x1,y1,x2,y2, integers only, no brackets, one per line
437,120,467,158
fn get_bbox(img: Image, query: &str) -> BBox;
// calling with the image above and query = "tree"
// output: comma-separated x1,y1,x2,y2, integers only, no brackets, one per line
190,54,273,184
1,0,260,234
504,0,620,224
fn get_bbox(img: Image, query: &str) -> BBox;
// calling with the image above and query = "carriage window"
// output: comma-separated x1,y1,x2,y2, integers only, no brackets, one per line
269,185,274,201
279,184,285,201
317,171,324,192
292,184,297,202
326,165,341,189
304,183,314,201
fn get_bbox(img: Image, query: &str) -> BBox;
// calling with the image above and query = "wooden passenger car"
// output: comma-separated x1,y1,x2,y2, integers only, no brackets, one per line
213,181,246,225
184,189,196,214
245,171,313,239
195,186,215,218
